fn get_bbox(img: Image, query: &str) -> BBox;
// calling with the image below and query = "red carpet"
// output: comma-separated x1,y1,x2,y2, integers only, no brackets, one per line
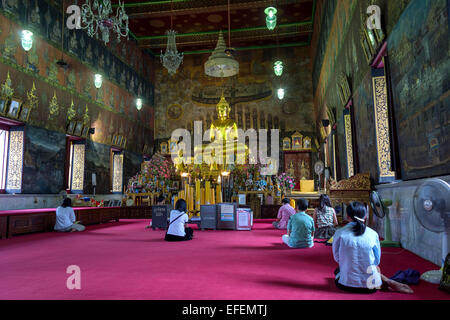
0,220,448,300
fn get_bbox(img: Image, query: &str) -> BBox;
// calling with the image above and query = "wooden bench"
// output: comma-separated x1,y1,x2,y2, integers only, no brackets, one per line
0,207,122,239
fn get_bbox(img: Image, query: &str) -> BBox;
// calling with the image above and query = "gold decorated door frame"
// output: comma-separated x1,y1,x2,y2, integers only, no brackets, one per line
68,140,85,194
5,126,24,193
111,150,124,194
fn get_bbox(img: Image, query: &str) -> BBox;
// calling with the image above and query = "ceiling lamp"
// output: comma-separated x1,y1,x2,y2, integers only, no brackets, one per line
94,74,103,89
21,30,33,51
81,0,129,44
205,31,239,78
136,98,143,110
160,30,184,75
160,0,183,75
274,61,283,76
277,88,285,100
265,7,277,30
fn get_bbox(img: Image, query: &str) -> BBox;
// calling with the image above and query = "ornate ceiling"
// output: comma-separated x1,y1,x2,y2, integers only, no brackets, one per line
113,0,316,55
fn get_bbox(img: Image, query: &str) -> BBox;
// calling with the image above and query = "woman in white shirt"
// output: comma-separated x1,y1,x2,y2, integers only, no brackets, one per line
333,202,413,294
54,198,85,232
165,199,193,242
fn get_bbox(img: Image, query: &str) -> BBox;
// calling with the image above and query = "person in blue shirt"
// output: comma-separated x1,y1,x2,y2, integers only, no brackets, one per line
333,202,413,294
282,198,315,249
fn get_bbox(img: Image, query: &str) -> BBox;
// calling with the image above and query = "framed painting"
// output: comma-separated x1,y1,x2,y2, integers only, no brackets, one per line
374,27,385,44
116,135,123,147
67,121,75,134
360,33,373,63
7,98,22,119
282,137,291,151
0,97,9,115
291,132,303,150
303,137,312,149
160,142,168,154
81,124,90,138
168,139,178,154
74,122,83,136
366,28,378,54
18,105,31,122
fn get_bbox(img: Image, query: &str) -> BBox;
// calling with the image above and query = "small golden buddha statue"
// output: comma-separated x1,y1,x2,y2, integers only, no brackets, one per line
210,93,238,142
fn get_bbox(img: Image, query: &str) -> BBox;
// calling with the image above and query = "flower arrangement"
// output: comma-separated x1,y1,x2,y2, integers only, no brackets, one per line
126,155,176,193
276,173,295,193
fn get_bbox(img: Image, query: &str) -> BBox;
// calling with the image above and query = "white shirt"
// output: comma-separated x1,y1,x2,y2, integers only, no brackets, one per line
54,206,76,231
167,210,189,237
332,222,382,289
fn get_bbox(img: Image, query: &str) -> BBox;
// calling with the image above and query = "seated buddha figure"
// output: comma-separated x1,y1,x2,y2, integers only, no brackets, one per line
210,93,238,143
195,93,247,171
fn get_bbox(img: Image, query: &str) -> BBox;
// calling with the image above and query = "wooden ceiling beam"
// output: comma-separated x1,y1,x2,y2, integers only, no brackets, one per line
121,0,312,19
139,31,308,49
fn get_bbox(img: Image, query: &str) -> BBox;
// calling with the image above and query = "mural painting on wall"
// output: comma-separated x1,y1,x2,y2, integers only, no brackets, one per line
155,48,315,139
0,12,155,154
388,0,450,180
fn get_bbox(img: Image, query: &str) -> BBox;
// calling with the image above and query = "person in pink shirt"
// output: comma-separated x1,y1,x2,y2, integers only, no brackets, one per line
272,198,296,230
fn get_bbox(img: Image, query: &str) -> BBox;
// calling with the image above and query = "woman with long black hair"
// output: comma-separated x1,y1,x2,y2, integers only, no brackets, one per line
332,202,413,294
313,194,338,239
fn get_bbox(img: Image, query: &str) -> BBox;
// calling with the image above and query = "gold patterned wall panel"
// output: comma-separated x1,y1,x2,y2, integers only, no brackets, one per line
112,153,124,193
70,144,85,192
344,113,355,178
5,130,24,192
372,76,395,181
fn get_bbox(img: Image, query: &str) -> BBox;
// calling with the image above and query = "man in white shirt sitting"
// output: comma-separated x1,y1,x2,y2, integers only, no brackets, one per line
54,198,85,232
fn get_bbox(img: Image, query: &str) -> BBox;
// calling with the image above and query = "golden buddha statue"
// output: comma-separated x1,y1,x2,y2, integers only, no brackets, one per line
193,93,247,174
210,93,238,142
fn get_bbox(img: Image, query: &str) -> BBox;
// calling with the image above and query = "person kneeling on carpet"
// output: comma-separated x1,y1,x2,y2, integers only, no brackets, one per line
165,199,193,242
54,198,85,232
313,194,338,239
332,202,413,294
282,199,315,249
272,198,296,230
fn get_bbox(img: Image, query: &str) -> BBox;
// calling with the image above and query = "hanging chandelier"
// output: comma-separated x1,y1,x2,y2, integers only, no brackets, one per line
160,0,183,75
204,0,239,78
161,30,184,75
205,31,239,78
81,0,129,44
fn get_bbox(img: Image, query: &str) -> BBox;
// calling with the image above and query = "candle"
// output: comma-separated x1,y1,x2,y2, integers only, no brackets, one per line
210,187,215,205
189,186,194,212
195,180,201,211
205,181,211,204
201,187,205,206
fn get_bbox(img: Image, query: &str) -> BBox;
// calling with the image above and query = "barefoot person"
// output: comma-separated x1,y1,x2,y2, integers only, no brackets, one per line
54,198,85,232
272,198,296,230
313,194,338,239
165,199,193,242
282,199,315,249
333,202,413,294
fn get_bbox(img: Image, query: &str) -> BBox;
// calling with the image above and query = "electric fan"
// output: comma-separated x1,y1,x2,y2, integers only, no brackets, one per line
412,178,450,284
314,161,324,192
370,191,401,247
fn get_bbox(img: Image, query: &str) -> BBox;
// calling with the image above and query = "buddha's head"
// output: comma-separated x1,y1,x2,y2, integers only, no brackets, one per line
216,93,231,120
